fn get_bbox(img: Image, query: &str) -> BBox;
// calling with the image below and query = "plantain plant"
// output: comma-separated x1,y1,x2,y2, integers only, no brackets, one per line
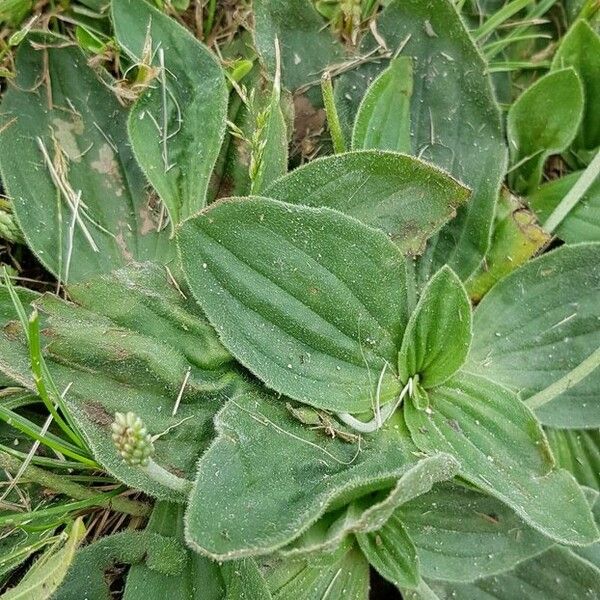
0,0,599,598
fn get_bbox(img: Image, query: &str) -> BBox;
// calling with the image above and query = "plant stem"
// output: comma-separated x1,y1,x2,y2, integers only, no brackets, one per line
544,149,600,233
0,451,151,517
144,459,193,494
321,72,346,154
526,347,600,410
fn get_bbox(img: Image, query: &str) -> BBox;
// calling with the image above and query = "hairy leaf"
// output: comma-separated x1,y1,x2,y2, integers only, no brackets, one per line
507,69,584,194
113,0,228,225
551,20,600,157
405,372,598,545
468,243,600,428
264,151,470,255
178,196,408,412
398,266,471,388
185,388,458,560
336,0,506,279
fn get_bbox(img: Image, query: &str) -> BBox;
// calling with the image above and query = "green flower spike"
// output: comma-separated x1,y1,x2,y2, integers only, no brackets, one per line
111,412,192,495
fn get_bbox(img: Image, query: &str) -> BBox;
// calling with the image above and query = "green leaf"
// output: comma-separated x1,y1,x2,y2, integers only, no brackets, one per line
468,243,600,428
66,262,232,370
551,20,600,157
0,36,172,282
356,514,419,589
466,191,550,302
263,544,370,600
253,0,344,92
264,151,470,255
528,171,600,244
507,68,584,194
335,0,507,279
184,388,459,560
405,372,599,546
178,196,408,413
112,0,228,225
2,518,85,600
546,428,600,490
429,546,600,599
351,57,412,153
397,482,554,582
398,266,471,388
0,267,239,500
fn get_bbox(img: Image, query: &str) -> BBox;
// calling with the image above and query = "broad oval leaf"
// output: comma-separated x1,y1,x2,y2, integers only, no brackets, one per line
264,151,470,256
397,482,553,582
178,196,408,412
112,0,228,225
507,68,584,195
528,171,600,243
404,372,599,546
184,388,458,560
468,243,600,428
551,20,600,157
0,36,172,282
351,57,413,153
398,266,472,388
335,0,507,279
356,514,419,590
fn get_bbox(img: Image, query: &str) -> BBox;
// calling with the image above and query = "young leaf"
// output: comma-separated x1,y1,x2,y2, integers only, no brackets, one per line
112,0,228,225
264,151,470,255
546,428,600,490
263,544,370,600
468,243,600,428
335,0,507,279
178,196,408,413
507,68,584,195
2,518,85,600
356,514,419,589
466,191,550,302
430,546,600,599
351,56,413,153
528,171,600,244
551,20,600,158
404,372,599,546
0,36,172,282
184,388,459,560
398,266,471,388
397,482,554,582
